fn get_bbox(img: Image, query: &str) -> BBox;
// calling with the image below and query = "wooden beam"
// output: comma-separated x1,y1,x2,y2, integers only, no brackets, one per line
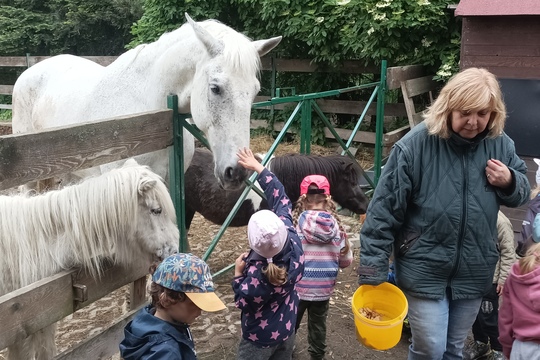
0,271,74,349
54,305,144,360
0,261,150,350
251,120,408,146
0,110,173,190
386,65,427,90
72,260,149,311
0,85,14,95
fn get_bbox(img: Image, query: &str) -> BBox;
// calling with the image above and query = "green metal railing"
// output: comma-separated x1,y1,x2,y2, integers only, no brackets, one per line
168,60,388,276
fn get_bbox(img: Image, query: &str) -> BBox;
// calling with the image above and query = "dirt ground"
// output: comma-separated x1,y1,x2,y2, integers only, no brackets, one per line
0,134,412,359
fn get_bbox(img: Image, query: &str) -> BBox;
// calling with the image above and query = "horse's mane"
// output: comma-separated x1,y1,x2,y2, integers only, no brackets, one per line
0,165,172,294
152,19,261,78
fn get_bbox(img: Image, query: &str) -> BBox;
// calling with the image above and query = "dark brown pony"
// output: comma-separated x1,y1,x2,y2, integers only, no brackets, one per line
184,148,369,229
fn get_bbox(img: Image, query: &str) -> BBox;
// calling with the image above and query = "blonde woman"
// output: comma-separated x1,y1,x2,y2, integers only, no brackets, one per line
358,67,530,359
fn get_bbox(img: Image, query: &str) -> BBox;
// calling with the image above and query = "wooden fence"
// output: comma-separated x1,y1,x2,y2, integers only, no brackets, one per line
0,56,438,152
0,109,174,358
0,58,438,357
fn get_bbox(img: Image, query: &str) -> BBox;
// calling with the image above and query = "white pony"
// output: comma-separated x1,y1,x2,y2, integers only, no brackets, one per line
0,160,179,360
12,13,282,190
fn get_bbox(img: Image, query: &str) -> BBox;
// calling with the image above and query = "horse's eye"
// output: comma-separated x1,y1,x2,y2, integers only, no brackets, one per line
210,84,220,95
151,207,162,215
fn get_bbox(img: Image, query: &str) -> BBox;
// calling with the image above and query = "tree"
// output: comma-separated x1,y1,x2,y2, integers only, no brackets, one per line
129,0,461,80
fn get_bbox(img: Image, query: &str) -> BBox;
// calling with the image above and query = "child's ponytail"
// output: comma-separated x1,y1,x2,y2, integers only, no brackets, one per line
262,262,288,286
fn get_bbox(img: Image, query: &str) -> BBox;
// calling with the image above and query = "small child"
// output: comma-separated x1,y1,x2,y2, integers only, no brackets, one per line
119,253,226,359
498,242,540,359
464,211,516,360
292,174,353,360
232,147,304,360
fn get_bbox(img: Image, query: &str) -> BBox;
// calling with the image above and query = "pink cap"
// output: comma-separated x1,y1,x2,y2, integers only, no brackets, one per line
247,210,288,262
300,175,330,195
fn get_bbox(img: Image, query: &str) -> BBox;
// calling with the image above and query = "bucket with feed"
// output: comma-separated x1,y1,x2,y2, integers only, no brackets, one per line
351,282,408,350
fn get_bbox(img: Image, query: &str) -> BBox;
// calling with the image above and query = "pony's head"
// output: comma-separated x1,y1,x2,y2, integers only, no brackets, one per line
185,13,281,190
122,160,180,261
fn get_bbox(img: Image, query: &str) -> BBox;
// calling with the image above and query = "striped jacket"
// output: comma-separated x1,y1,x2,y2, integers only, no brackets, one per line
296,210,353,301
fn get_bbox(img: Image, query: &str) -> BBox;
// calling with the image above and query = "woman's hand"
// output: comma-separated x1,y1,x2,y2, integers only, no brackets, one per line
485,159,512,188
234,252,249,277
237,147,265,174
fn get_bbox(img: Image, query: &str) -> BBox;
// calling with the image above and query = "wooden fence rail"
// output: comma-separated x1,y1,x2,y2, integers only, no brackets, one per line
0,109,174,358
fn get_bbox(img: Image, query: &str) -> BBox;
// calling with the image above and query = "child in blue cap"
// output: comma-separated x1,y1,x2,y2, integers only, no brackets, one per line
120,253,226,359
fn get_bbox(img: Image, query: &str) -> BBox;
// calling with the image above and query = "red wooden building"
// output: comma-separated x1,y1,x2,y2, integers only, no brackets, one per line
456,0,540,232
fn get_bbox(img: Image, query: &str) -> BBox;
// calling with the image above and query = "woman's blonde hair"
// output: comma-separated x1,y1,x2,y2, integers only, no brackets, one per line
424,67,506,139
519,242,540,274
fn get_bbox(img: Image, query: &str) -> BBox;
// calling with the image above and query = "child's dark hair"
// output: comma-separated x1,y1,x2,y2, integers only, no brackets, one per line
262,262,288,286
148,261,186,309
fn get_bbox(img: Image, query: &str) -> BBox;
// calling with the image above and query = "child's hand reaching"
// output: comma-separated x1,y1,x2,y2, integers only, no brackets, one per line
237,147,265,174
234,252,249,277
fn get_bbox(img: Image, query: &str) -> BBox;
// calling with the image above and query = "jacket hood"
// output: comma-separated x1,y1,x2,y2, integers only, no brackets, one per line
120,305,193,359
297,210,338,245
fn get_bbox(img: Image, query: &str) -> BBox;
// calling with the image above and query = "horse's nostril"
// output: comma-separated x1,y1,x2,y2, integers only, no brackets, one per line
225,166,234,180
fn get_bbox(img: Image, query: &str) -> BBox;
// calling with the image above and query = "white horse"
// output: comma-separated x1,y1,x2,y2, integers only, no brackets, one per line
0,160,179,360
12,13,281,190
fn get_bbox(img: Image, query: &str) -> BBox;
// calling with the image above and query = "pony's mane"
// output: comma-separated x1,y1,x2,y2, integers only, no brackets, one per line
0,165,172,293
269,154,359,185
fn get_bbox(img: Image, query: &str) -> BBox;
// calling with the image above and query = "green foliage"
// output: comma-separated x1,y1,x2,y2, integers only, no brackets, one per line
0,0,143,56
129,0,225,47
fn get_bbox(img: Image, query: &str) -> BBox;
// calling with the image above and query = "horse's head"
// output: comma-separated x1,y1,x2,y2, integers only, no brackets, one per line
129,161,179,260
186,13,281,190
329,157,370,214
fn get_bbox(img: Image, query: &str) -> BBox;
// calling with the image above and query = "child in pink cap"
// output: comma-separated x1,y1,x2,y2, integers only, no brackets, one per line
292,174,353,360
232,147,304,360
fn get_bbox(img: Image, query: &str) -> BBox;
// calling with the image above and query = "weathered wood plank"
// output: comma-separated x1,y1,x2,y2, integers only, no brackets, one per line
130,276,149,310
0,110,173,190
0,85,14,95
260,58,379,74
402,76,439,98
0,271,74,350
0,260,150,350
54,305,144,360
464,44,540,58
0,57,29,67
386,65,426,90
72,260,150,312
251,119,406,145
0,104,12,109
254,96,408,117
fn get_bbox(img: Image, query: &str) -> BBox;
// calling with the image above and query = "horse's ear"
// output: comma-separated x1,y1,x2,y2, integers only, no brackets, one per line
252,36,282,57
185,12,223,57
123,158,139,168
138,176,157,195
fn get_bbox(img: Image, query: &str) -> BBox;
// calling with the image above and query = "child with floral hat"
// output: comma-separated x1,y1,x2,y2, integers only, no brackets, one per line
120,253,226,360
232,147,304,360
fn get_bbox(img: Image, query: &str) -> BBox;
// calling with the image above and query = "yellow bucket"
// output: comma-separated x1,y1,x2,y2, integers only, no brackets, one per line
351,282,408,350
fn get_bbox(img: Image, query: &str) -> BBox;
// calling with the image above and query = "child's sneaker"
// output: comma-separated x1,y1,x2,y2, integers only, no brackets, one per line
463,341,491,360
490,350,505,360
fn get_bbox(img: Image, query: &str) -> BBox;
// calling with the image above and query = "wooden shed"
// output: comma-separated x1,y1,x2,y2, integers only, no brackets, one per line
456,0,540,233
456,0,540,158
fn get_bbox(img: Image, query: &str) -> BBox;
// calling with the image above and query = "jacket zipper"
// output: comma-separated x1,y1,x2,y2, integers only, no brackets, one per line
448,151,468,288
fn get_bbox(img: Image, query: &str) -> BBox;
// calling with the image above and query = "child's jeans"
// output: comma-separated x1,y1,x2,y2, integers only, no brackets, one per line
295,299,330,360
237,332,296,360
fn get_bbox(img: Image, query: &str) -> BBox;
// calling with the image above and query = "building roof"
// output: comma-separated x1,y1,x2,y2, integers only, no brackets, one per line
455,0,540,16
